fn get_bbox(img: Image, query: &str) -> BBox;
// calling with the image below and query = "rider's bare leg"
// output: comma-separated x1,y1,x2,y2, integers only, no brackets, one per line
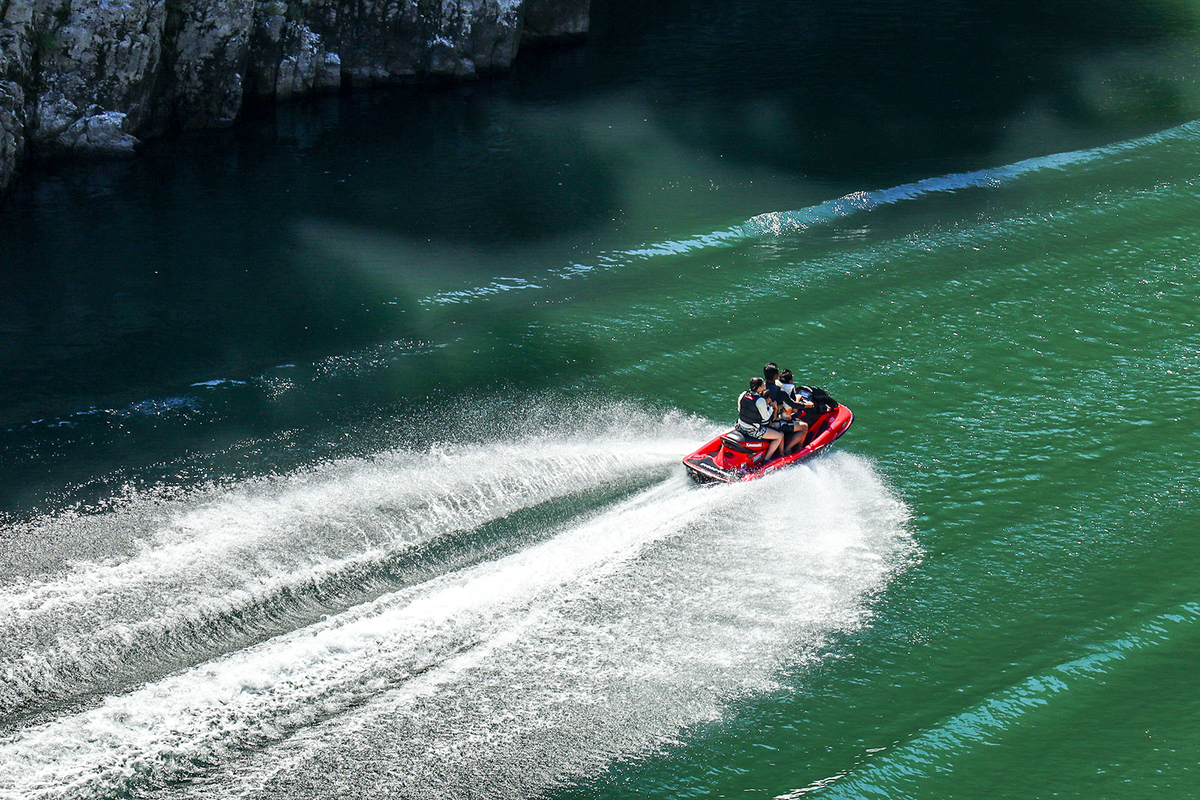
763,428,785,460
785,422,810,454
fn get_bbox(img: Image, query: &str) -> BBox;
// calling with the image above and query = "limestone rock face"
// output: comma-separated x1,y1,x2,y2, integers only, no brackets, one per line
307,0,527,84
246,9,341,101
2,0,40,188
32,0,168,156
1,77,28,192
171,0,258,129
0,0,590,192
522,0,589,43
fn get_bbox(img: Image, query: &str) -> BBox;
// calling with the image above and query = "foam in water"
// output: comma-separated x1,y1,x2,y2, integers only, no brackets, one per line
0,414,706,721
0,443,912,800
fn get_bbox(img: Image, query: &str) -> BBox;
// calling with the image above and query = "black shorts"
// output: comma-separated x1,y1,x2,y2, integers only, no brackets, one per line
769,421,801,434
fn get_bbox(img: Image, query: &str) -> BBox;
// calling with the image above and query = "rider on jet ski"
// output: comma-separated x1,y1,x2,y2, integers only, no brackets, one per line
735,377,785,460
763,363,812,455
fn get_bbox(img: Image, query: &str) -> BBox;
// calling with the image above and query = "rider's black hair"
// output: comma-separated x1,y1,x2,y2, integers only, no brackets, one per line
763,363,779,381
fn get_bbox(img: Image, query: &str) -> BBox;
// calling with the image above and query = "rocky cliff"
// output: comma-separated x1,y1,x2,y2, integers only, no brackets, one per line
0,0,588,191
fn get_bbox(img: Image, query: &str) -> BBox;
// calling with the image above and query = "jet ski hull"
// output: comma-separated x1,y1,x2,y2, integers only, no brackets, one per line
682,405,853,484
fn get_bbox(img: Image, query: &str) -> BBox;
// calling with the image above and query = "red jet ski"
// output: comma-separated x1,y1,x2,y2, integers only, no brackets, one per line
682,390,853,484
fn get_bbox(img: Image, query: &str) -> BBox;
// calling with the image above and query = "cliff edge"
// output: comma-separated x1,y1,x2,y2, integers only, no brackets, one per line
0,0,588,191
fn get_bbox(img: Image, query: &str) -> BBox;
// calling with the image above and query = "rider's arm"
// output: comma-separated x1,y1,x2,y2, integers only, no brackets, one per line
754,396,772,422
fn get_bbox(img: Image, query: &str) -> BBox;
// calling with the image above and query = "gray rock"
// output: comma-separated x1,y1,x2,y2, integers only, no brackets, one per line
0,80,26,192
307,0,526,85
0,0,589,192
522,0,590,43
272,21,339,99
171,0,257,128
31,0,168,153
1,0,36,191
59,108,140,155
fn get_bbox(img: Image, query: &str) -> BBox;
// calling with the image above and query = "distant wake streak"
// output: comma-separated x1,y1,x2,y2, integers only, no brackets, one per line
421,119,1200,306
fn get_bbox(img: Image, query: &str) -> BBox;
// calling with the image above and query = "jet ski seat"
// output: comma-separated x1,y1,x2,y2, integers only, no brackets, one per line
719,431,759,454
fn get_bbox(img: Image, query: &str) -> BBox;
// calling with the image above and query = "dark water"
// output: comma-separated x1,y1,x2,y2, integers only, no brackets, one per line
3,1,1200,797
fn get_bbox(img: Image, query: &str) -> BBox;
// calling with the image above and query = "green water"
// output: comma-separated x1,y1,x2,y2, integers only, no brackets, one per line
3,1,1200,797
557,128,1200,798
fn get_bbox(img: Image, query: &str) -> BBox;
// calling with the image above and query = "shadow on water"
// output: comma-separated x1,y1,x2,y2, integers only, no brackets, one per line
0,172,603,512
233,87,623,247
580,0,1200,181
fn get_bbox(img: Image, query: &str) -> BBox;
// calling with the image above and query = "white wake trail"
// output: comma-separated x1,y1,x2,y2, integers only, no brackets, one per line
0,426,704,719
0,453,914,800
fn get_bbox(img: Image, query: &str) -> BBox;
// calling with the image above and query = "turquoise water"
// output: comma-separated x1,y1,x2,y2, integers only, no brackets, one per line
4,1,1200,797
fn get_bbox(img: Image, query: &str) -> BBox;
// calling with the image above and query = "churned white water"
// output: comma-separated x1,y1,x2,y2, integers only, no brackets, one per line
0,414,701,717
0,417,912,800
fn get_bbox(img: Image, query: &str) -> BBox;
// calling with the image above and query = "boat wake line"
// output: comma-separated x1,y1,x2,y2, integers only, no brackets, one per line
418,119,1200,308
0,414,914,800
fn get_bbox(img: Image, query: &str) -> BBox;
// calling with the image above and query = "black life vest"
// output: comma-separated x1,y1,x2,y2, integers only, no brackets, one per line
738,390,770,425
